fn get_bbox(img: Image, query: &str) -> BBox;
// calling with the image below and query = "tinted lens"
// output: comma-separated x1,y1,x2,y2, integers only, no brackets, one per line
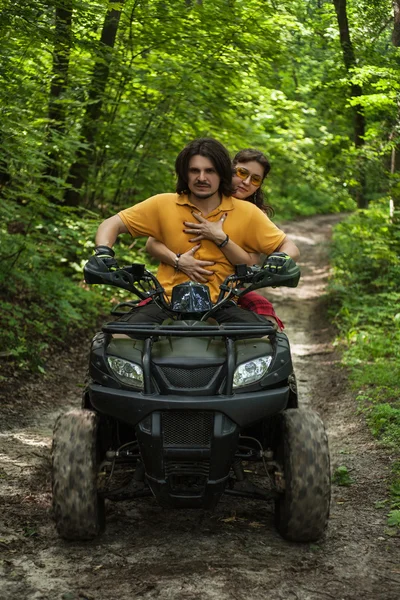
250,174,262,186
234,167,262,186
235,167,248,180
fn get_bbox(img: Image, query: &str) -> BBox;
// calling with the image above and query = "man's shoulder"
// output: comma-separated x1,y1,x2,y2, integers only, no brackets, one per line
230,197,268,218
122,193,179,211
144,192,179,203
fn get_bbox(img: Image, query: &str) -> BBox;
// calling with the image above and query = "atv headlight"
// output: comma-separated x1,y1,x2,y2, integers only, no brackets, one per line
233,356,273,389
107,356,144,388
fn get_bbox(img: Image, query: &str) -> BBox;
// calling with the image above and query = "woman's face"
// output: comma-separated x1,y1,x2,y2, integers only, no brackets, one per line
232,160,265,200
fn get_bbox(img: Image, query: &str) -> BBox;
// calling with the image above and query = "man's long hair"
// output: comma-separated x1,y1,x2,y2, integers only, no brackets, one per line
175,138,234,197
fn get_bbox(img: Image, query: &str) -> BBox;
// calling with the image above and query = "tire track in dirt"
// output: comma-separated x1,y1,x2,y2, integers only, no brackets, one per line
0,214,399,600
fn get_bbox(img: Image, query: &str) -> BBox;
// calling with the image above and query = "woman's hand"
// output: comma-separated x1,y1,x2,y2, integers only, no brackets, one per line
177,245,215,283
183,212,227,245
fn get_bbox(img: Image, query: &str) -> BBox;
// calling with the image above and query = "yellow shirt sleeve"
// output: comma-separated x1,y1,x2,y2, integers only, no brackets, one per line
118,194,164,239
244,208,286,255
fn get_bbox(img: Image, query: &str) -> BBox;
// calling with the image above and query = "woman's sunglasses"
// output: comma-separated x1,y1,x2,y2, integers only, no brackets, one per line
233,166,263,187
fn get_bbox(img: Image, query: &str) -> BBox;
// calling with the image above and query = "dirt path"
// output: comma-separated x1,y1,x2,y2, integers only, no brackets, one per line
1,214,399,600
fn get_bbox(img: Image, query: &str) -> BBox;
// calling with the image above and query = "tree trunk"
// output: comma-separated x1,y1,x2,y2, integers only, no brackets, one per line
389,140,400,224
0,130,11,193
393,0,400,46
390,2,400,224
44,0,73,181
64,0,125,206
333,0,367,208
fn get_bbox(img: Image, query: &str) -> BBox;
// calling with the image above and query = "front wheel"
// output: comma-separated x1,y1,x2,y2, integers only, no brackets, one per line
52,409,105,540
274,408,330,542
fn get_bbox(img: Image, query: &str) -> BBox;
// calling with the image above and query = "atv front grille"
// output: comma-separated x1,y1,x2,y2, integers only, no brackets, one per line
158,365,219,389
165,460,210,477
165,459,210,492
162,411,213,447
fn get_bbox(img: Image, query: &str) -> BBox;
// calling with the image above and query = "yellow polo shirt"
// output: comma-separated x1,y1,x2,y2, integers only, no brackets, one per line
119,193,286,302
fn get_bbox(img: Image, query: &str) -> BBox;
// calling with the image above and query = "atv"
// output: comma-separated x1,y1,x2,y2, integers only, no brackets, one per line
51,256,330,542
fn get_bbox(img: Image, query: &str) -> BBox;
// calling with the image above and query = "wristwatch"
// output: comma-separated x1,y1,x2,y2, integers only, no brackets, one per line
217,234,229,248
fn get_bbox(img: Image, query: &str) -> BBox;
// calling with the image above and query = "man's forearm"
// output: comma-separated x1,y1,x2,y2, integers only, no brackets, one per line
95,215,129,248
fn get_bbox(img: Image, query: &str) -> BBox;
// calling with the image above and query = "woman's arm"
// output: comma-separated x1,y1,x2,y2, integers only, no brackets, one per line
145,237,176,266
183,213,260,267
220,239,259,266
145,237,215,283
221,239,259,266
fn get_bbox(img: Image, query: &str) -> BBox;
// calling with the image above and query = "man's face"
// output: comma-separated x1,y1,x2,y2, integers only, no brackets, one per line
187,155,221,200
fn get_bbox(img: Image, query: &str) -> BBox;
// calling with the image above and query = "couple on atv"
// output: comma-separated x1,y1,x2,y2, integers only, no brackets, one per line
91,137,299,328
52,138,331,545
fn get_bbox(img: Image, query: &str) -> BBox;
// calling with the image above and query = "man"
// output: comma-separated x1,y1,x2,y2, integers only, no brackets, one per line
93,138,299,324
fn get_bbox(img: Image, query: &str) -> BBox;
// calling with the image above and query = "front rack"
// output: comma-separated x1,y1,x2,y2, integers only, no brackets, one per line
102,322,276,338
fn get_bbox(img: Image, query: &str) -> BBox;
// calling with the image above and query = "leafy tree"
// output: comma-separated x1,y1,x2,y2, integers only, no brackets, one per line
390,0,400,223
1,0,399,368
44,0,73,183
333,0,366,208
393,0,400,46
64,0,126,206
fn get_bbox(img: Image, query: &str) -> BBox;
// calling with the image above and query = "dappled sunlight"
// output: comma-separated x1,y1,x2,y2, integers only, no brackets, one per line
286,234,317,246
0,432,51,480
327,418,363,441
0,451,31,468
258,263,331,302
290,341,333,357
2,432,51,448
289,264,330,299
301,265,330,279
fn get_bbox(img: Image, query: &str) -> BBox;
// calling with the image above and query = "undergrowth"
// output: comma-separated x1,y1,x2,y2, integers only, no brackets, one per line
0,197,150,376
329,200,400,531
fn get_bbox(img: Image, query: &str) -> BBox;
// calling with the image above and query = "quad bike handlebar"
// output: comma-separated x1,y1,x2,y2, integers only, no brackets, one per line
84,254,301,315
84,258,163,299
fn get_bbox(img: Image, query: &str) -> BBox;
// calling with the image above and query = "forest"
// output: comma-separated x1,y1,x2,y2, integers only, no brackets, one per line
0,0,399,527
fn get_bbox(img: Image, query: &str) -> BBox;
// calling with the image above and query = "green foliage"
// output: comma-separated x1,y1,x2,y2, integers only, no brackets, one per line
0,0,361,216
332,465,353,487
1,0,398,217
385,462,400,534
390,462,400,509
387,510,400,528
330,203,400,295
329,207,400,525
0,194,148,372
1,0,399,371
363,403,400,447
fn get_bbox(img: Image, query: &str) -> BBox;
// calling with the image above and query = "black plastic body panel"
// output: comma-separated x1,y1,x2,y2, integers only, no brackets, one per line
135,411,239,508
86,322,293,510
88,383,289,429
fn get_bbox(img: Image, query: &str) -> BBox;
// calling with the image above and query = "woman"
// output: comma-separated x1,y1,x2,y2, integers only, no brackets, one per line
145,148,284,329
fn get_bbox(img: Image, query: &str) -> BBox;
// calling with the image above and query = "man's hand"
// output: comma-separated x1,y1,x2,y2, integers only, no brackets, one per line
183,212,227,245
94,245,119,270
177,245,215,283
264,252,291,273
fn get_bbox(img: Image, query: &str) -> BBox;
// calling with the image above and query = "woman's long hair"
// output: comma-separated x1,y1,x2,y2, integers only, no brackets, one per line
175,138,234,197
232,149,274,217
